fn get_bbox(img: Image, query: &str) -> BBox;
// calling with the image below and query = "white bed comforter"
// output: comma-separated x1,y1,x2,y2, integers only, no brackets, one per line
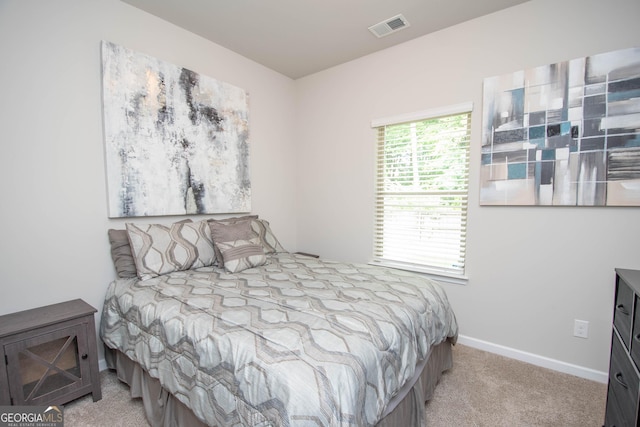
100,253,458,426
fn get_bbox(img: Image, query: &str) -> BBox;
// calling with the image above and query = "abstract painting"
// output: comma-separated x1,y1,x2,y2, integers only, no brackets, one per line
101,41,250,217
480,47,640,206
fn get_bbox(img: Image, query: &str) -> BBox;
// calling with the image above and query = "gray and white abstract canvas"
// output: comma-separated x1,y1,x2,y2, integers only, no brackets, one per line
101,41,250,217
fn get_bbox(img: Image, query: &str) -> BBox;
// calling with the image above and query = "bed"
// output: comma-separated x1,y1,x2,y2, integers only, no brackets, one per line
100,217,458,426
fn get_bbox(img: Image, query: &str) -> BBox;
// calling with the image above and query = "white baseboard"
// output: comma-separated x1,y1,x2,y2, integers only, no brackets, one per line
98,357,108,372
456,334,608,384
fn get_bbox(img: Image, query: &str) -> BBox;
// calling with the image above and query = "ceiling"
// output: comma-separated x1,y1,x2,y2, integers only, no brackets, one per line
121,0,530,79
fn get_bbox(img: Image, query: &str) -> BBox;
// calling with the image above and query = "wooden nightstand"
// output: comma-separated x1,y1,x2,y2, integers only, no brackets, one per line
0,299,102,406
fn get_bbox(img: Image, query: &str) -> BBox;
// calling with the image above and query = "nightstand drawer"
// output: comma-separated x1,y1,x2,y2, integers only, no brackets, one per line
609,335,639,421
615,277,634,350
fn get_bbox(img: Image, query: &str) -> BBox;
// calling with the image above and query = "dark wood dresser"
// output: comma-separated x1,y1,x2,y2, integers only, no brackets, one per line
605,268,640,426
0,299,102,406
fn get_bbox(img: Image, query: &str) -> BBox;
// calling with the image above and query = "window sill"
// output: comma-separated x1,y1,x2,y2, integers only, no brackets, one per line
368,260,468,285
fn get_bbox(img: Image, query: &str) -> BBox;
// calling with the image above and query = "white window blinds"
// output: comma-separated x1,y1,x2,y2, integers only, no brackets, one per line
372,104,472,278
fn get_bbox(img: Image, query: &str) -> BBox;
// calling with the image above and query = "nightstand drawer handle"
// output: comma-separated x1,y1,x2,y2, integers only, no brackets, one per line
615,372,629,389
617,304,629,315
81,354,88,360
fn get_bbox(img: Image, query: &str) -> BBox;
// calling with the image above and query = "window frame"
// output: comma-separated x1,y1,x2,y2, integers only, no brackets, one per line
370,102,473,284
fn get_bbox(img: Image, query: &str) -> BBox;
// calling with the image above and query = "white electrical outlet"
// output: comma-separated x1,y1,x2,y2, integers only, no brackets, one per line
574,320,589,339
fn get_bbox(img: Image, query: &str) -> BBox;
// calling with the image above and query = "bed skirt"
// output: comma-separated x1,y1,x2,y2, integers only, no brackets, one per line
104,339,453,426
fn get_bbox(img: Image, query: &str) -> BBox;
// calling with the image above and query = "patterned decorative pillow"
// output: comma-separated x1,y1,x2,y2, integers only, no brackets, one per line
249,219,286,254
126,220,215,280
209,221,267,273
108,219,192,279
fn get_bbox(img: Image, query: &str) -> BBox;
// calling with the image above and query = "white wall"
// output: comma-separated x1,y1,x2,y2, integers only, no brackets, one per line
0,0,298,350
295,0,640,375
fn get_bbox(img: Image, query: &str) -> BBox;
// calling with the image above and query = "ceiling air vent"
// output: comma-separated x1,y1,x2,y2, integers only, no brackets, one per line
368,14,410,38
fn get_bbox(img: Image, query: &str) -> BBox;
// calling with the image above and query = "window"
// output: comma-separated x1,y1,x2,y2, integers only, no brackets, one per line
371,103,472,281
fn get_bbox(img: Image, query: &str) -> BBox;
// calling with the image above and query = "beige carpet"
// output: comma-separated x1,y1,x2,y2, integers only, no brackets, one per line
424,344,606,426
63,344,607,426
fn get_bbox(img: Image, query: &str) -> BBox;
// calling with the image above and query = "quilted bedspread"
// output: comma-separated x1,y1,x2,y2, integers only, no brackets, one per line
100,253,458,426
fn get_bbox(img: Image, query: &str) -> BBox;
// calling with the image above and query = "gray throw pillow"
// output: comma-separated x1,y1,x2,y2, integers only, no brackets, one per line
209,220,267,273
